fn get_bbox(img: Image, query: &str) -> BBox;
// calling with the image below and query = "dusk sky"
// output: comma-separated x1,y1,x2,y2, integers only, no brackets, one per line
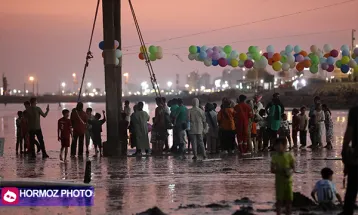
0,0,357,93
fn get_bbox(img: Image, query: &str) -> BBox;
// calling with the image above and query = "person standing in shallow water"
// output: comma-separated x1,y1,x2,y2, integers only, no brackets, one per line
234,95,253,153
217,98,236,154
26,97,50,158
322,104,333,149
130,102,150,155
188,98,207,160
70,102,88,157
340,105,358,215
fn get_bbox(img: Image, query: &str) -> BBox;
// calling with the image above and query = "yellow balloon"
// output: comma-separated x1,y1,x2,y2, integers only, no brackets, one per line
140,46,147,53
239,53,247,61
341,56,350,64
272,61,282,72
231,59,239,67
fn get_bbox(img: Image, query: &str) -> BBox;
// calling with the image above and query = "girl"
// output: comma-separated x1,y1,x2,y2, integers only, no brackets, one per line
322,104,333,150
314,104,325,148
218,98,236,154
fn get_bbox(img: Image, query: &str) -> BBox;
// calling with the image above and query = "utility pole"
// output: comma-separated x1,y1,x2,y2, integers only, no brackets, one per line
102,0,120,156
352,29,356,50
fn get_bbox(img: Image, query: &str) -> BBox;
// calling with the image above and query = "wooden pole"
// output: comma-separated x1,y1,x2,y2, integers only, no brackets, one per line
113,0,125,155
102,0,120,156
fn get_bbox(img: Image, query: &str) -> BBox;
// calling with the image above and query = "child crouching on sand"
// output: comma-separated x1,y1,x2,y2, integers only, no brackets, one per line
271,138,295,215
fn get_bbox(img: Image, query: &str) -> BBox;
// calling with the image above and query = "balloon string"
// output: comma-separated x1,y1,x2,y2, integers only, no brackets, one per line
128,0,161,97
77,0,100,102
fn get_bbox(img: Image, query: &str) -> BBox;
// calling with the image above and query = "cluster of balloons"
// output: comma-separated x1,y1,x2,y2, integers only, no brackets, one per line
188,45,247,68
138,45,163,61
99,40,122,66
328,45,358,74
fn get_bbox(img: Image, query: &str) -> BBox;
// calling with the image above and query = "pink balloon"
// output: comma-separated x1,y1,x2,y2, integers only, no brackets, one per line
212,52,220,60
295,54,304,62
330,49,339,58
321,63,329,70
244,60,254,68
206,49,214,58
213,46,220,52
327,64,334,72
218,58,228,67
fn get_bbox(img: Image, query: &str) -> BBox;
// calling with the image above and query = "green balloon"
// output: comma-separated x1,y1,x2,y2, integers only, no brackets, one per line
280,55,287,63
308,53,314,59
336,60,342,68
189,45,197,54
311,55,319,64
248,46,257,54
310,65,318,74
252,52,261,61
224,45,232,54
149,53,157,61
149,45,158,54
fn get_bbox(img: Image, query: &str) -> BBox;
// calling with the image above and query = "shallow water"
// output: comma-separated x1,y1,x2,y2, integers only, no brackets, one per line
0,103,353,214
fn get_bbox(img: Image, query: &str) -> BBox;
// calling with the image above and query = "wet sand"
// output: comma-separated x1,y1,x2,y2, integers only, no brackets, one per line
0,103,351,214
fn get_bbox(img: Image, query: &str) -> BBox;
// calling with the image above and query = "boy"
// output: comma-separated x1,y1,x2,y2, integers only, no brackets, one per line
119,112,129,145
297,106,308,149
16,111,24,154
291,108,299,149
85,108,95,156
88,111,106,157
271,138,295,215
311,167,343,208
279,114,292,150
257,109,268,151
58,109,72,161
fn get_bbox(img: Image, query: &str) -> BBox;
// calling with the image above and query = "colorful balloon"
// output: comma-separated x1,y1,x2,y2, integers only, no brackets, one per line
310,55,319,64
330,49,339,58
231,59,239,67
341,64,350,73
327,57,335,65
149,54,157,61
272,61,282,71
244,60,254,68
213,46,220,52
230,50,239,59
157,46,163,53
140,45,147,53
280,55,287,63
212,60,219,66
310,45,318,53
204,59,212,67
295,54,304,62
267,52,274,59
349,59,357,68
156,52,163,59
327,64,334,72
239,53,247,61
206,49,214,58
310,65,318,74
268,58,274,66
324,53,331,58
286,55,295,64
115,49,122,58
238,60,245,68
115,58,120,66
321,63,329,70
285,45,293,54
212,52,220,61
149,45,158,54
114,40,119,49
266,45,274,53
258,56,268,68
223,45,232,54
354,48,358,56
196,46,201,53
341,56,350,64
320,57,327,63
303,60,311,68
218,58,228,67
263,52,269,59
201,46,208,52
342,49,350,57
188,53,196,61
272,53,281,62
294,45,301,53
139,53,145,60
99,41,105,50
323,44,332,53
296,63,304,72
335,60,342,68
341,45,350,51
199,51,207,59
189,45,197,54
299,51,308,57
282,63,290,71
252,52,261,61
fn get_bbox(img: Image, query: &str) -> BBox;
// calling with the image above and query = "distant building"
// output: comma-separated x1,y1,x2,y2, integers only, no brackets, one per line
187,71,200,90
198,73,211,89
221,68,246,87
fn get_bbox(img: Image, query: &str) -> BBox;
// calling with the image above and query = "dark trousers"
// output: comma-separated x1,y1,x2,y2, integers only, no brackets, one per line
221,130,236,151
299,130,307,146
16,136,24,153
186,130,191,150
343,165,358,215
71,134,85,156
29,129,47,156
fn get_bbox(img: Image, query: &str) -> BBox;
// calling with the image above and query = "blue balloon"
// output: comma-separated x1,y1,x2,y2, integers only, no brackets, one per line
99,41,105,50
199,51,207,59
294,53,299,61
294,45,301,53
212,60,219,66
341,45,350,51
320,57,327,63
227,58,232,66
197,46,201,53
266,45,274,53
201,46,208,52
341,64,350,73
327,56,335,65
342,49,350,57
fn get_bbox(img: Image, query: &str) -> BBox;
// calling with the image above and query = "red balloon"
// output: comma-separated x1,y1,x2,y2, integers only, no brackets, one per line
263,52,269,59
327,64,334,72
218,58,228,67
330,49,339,58
244,60,253,68
139,53,145,60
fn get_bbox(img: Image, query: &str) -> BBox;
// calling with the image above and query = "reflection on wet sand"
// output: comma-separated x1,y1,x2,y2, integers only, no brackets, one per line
0,103,350,214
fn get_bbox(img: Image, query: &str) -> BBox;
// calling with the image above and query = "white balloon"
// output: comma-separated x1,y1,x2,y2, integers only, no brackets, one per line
156,52,163,59
204,59,212,67
259,57,268,68
282,63,290,71
157,46,163,53
115,49,122,58
290,62,296,69
188,53,196,61
323,44,332,53
286,55,295,64
115,58,120,66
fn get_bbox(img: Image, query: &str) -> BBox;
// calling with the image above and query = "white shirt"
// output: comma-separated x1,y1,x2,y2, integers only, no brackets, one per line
312,179,337,203
314,110,325,124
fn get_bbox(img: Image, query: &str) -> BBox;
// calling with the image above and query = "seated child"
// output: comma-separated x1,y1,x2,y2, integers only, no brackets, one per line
271,137,295,215
311,167,343,207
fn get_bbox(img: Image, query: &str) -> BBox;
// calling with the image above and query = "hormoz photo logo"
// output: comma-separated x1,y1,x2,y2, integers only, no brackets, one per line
0,186,94,206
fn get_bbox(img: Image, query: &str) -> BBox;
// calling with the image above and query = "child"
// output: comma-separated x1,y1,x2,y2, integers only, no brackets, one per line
16,111,23,154
88,111,106,157
257,109,268,151
311,167,343,208
322,104,333,149
308,114,317,148
271,138,295,215
314,104,325,147
297,106,308,149
150,117,159,154
85,108,95,155
279,114,292,150
291,109,300,149
58,109,72,161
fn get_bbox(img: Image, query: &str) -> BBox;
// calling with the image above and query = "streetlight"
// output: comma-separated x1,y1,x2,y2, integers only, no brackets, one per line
61,82,66,95
167,81,173,91
61,82,66,88
87,82,92,88
29,76,35,95
185,84,189,89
